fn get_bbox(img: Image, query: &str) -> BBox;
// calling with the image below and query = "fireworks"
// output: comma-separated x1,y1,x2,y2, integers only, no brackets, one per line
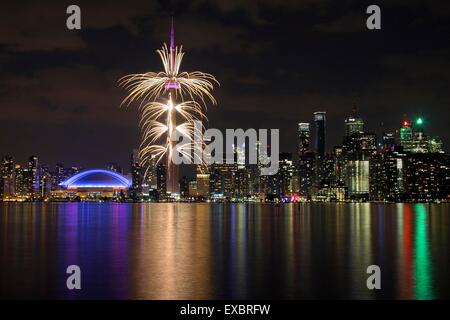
119,19,218,192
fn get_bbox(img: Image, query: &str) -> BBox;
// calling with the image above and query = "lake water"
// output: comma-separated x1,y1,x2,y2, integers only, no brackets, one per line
0,202,449,299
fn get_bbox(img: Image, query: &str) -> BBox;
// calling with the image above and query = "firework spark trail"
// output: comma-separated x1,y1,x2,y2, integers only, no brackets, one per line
119,25,218,186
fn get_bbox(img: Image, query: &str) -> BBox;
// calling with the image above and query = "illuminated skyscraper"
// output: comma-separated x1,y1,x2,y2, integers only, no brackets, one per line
370,150,406,201
278,152,294,195
297,122,314,198
298,151,315,198
247,163,260,197
51,163,64,190
342,132,377,200
428,136,444,153
156,162,167,200
14,164,28,198
321,153,337,186
209,160,237,198
345,105,364,137
234,168,250,199
314,111,326,158
28,155,39,200
1,156,15,200
405,153,449,201
196,173,210,198
313,111,327,192
209,167,223,196
382,132,396,152
141,154,157,194
399,118,413,152
130,149,142,199
298,122,310,155
179,176,189,199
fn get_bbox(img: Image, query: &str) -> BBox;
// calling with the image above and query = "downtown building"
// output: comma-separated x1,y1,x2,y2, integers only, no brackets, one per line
338,108,377,201
370,117,448,202
1,155,81,201
404,152,449,201
297,122,315,199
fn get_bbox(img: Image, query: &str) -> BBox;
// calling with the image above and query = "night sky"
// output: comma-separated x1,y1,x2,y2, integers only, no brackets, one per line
1,0,449,172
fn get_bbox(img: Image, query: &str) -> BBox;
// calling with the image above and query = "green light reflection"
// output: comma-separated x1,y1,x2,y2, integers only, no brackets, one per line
414,204,434,300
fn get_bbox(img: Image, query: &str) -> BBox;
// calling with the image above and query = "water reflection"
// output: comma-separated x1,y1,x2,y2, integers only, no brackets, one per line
414,204,433,300
0,202,448,299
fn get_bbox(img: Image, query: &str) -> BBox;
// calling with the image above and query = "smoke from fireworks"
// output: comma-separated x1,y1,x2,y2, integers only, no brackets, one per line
119,23,218,181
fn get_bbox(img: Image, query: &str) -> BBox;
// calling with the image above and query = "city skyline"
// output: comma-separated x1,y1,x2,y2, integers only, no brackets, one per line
1,1,450,170
1,107,448,203
0,110,446,171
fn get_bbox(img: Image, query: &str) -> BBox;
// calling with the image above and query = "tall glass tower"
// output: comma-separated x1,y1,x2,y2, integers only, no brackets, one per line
298,122,310,155
399,118,413,152
314,111,326,158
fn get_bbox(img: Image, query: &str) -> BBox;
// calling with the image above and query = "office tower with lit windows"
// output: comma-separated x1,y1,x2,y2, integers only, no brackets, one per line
314,112,326,158
370,150,407,201
247,163,260,197
404,153,449,201
320,153,338,187
209,161,238,198
0,169,2,199
297,121,314,198
14,165,28,198
146,154,157,189
399,118,413,152
317,151,347,201
382,132,396,152
130,149,142,199
314,112,326,190
51,163,64,190
334,146,344,183
262,173,278,197
156,162,167,200
411,117,428,153
1,156,15,200
298,151,315,199
179,176,189,199
342,132,377,201
196,173,210,198
209,167,223,196
273,152,294,196
345,106,364,137
188,179,198,197
428,136,444,153
298,122,310,155
234,169,249,199
28,156,39,200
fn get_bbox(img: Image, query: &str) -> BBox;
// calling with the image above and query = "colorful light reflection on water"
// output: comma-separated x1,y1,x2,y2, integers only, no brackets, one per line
0,203,448,299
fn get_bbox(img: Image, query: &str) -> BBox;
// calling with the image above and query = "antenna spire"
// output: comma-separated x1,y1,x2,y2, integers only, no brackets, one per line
170,16,175,49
